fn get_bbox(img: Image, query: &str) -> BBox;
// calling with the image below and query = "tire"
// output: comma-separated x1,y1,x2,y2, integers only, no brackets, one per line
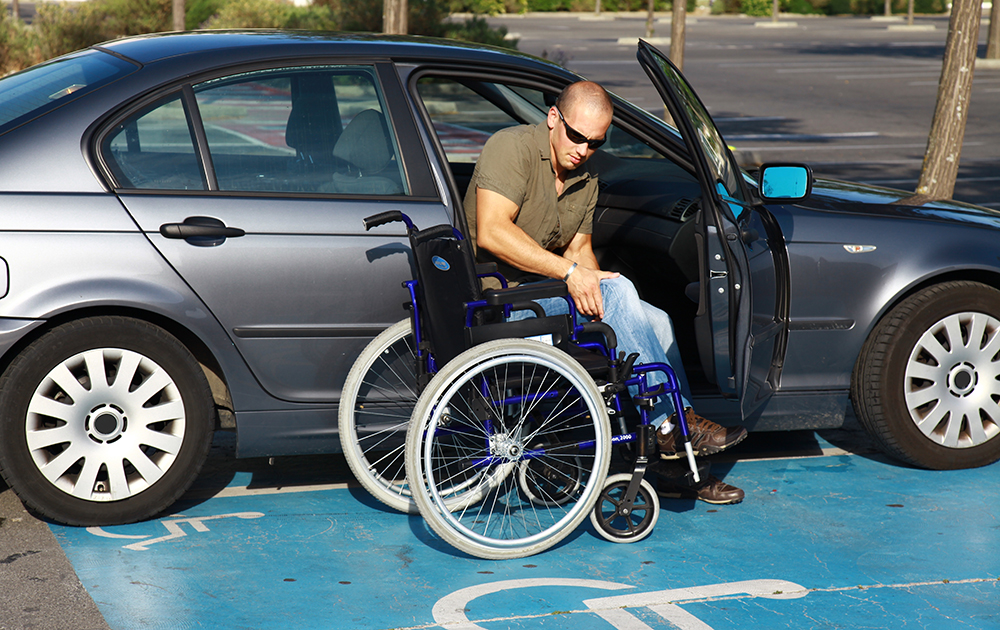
0,317,215,526
590,473,659,544
338,320,420,513
853,281,1000,470
406,339,611,560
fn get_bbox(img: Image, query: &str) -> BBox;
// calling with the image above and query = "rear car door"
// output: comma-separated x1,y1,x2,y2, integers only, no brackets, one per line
637,41,787,418
100,62,448,404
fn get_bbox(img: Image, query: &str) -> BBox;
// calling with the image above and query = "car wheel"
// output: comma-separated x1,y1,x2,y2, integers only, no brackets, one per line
853,281,1000,469
0,316,214,526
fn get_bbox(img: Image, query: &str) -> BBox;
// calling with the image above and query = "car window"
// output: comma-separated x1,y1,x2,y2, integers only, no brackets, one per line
102,93,206,190
193,66,407,195
0,49,138,137
417,77,547,163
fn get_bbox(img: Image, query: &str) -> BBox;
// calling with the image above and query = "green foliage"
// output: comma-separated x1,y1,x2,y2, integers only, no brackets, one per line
716,0,944,13
202,0,339,29
445,15,517,47
0,11,41,76
741,0,772,16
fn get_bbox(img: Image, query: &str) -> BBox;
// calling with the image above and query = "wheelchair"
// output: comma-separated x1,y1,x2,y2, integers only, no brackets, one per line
339,211,700,559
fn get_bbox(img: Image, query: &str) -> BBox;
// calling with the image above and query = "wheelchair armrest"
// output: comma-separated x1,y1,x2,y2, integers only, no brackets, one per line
483,280,568,306
577,321,617,350
475,262,498,275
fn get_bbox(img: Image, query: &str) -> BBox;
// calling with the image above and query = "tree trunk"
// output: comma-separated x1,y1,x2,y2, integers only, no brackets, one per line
987,0,1000,59
670,0,686,71
11,0,19,22
646,0,655,39
907,0,914,26
772,0,779,22
595,0,602,15
173,0,185,31
914,0,982,200
884,0,891,17
384,0,408,35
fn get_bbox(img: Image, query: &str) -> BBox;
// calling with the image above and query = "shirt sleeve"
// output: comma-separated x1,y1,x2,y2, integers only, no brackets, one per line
577,177,598,235
472,129,532,208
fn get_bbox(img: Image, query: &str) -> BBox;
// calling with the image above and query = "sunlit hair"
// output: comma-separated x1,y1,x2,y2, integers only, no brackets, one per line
554,81,613,120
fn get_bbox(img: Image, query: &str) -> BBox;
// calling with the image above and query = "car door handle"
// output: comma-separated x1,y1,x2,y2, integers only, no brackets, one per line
159,217,246,240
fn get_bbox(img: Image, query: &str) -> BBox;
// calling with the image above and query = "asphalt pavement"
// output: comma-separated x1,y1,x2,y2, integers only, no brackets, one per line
2,13,1000,630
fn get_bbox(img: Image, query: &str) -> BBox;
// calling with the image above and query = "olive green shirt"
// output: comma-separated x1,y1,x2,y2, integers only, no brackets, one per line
463,122,599,285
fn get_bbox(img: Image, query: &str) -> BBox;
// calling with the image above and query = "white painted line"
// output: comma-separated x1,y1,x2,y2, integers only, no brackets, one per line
714,116,788,122
776,64,938,74
731,141,984,152
834,72,942,80
186,481,355,500
727,131,879,141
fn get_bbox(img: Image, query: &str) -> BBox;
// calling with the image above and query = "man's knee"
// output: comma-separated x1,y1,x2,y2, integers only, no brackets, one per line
599,275,641,311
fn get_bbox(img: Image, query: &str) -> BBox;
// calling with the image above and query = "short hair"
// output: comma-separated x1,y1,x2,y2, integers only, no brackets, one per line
554,81,613,119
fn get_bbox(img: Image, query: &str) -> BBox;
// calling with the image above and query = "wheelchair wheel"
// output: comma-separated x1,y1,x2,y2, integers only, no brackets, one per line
590,473,659,543
518,446,582,507
339,320,420,513
406,339,611,560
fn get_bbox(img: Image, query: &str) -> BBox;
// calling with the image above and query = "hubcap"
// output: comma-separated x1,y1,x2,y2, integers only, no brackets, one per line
904,312,1000,449
25,348,187,501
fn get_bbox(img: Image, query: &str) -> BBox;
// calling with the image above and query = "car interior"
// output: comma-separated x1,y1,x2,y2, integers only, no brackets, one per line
413,74,712,389
102,68,407,196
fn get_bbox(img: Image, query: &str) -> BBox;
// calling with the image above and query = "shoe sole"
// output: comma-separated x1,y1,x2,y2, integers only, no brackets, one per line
658,428,749,460
656,489,745,505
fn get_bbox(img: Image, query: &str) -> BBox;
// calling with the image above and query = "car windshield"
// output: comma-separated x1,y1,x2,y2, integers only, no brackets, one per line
0,49,138,137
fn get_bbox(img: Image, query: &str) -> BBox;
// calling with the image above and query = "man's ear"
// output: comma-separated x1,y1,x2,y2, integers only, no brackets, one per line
546,107,559,130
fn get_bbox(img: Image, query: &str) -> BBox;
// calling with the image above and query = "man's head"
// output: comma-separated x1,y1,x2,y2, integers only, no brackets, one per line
547,81,613,175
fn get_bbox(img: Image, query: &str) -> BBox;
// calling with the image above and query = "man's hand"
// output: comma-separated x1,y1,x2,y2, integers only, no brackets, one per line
566,265,619,319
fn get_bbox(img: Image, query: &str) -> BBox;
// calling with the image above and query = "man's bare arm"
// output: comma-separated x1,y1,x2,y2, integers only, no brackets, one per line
476,188,617,318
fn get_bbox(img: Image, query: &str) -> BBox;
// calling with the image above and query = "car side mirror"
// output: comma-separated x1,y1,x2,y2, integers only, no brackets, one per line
758,163,812,201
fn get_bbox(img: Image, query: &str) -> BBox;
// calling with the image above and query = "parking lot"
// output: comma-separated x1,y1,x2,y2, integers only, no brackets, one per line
2,13,1000,630
35,427,1000,629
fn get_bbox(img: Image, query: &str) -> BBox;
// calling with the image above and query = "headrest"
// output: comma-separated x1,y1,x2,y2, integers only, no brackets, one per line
333,109,393,174
285,95,339,157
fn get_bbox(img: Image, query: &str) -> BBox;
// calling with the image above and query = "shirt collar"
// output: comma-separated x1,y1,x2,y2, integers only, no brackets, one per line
533,121,594,186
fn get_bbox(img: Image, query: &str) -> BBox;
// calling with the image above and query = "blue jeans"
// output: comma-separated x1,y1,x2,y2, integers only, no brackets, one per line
508,275,692,426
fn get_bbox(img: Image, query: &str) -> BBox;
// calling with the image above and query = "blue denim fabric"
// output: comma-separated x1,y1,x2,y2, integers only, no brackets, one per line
508,275,692,426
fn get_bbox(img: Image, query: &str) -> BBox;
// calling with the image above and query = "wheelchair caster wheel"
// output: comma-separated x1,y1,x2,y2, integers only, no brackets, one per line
590,473,659,543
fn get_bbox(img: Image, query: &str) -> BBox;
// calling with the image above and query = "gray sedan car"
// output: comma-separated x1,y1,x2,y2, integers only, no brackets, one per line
1,31,997,526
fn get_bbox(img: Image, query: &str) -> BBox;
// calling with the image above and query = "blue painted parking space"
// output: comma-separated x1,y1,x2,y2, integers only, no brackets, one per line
51,433,999,630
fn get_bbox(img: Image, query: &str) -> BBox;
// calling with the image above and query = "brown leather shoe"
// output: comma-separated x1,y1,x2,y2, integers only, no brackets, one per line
657,475,745,505
657,409,747,459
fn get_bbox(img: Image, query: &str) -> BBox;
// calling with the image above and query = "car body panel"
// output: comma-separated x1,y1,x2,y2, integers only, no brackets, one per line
1,31,998,465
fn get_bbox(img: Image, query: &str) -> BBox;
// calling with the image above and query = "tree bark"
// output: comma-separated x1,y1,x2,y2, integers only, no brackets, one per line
384,0,408,35
646,0,655,39
11,0,19,22
670,0,686,72
173,0,185,31
987,0,1000,59
914,0,982,200
595,0,602,15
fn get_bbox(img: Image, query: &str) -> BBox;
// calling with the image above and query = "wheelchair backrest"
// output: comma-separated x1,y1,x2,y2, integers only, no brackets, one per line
410,225,483,366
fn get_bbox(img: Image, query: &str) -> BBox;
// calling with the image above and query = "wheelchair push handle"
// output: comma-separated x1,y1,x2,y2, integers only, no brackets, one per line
363,211,415,231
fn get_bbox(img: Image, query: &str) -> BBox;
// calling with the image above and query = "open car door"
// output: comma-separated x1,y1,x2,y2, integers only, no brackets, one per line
637,40,787,419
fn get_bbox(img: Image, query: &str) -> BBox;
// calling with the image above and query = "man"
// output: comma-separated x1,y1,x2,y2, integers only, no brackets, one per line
463,81,747,504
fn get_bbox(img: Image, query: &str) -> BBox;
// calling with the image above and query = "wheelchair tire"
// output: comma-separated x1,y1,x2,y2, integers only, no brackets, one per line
406,339,611,560
590,473,659,543
339,320,420,513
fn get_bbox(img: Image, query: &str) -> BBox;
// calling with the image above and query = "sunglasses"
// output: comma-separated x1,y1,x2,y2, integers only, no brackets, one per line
555,107,606,150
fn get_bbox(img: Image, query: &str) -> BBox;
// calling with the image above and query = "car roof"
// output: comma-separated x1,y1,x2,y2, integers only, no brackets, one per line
97,30,567,72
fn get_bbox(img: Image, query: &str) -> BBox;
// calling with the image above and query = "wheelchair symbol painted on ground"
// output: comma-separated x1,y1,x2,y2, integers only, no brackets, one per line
85,512,264,551
433,578,808,630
